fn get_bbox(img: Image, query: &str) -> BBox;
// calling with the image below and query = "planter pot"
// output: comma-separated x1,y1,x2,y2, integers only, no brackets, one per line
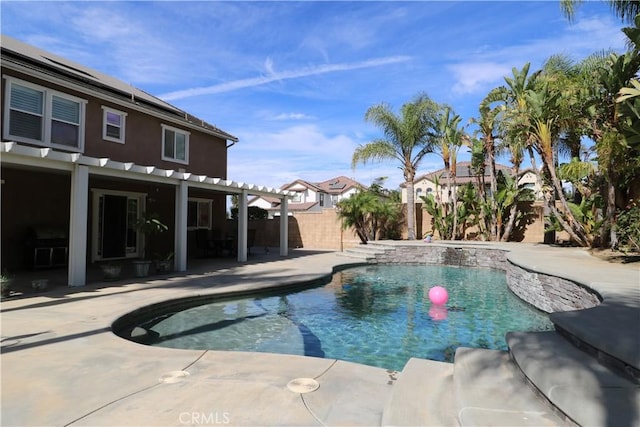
101,264,122,281
31,279,49,291
1,281,11,298
155,260,172,273
133,260,152,277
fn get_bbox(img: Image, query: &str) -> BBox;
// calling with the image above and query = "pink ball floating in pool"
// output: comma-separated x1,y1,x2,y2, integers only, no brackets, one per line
428,286,449,305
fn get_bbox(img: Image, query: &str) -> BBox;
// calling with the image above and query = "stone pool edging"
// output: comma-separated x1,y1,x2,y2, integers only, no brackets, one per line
365,241,601,313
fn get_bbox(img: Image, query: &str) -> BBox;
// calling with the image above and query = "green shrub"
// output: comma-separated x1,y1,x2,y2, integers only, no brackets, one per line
615,200,640,252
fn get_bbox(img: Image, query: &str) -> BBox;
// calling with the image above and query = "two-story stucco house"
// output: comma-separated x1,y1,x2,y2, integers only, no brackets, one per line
248,176,362,217
401,162,542,204
1,35,291,286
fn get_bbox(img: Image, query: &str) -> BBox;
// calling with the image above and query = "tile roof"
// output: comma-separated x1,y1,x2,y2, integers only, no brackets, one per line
316,176,363,194
403,161,513,187
282,176,364,194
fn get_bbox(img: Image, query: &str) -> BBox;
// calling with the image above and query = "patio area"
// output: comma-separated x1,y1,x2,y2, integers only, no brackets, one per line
1,243,638,426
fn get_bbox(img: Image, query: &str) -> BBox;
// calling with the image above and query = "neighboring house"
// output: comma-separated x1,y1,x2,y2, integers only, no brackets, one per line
1,35,290,286
248,176,363,217
401,161,543,204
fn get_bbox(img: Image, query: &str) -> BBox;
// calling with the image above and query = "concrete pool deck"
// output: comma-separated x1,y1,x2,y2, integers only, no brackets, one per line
1,243,638,426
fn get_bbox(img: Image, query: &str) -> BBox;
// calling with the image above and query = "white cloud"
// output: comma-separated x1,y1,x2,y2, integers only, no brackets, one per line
270,113,314,121
159,56,411,100
448,62,512,95
227,124,447,190
446,14,626,96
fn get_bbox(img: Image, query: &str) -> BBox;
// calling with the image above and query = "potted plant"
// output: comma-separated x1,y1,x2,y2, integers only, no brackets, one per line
1,271,13,298
133,211,168,277
154,251,174,273
100,262,123,281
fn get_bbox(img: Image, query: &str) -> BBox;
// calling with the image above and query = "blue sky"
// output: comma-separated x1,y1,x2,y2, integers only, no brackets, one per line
1,1,627,190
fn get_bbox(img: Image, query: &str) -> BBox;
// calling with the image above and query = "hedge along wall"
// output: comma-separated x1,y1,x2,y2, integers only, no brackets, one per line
409,201,570,243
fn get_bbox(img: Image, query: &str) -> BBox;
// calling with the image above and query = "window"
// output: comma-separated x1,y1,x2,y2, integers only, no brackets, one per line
102,106,127,143
4,77,86,150
291,192,302,203
162,124,189,164
187,199,211,229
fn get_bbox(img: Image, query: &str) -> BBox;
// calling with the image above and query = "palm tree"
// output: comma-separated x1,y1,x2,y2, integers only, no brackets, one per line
432,106,466,239
582,24,640,247
353,94,439,240
336,190,378,244
487,63,593,245
471,92,505,240
561,0,640,23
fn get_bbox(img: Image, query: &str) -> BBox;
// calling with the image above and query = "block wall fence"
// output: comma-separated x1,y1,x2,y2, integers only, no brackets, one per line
237,201,568,251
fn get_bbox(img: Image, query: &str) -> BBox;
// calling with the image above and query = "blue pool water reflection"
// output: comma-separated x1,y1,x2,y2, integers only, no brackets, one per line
133,265,554,370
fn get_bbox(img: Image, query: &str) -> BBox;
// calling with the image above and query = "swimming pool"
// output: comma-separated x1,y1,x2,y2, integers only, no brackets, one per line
118,265,554,371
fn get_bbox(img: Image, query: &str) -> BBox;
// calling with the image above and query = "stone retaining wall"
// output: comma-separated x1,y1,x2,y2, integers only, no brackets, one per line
369,243,600,313
505,262,600,313
374,244,507,271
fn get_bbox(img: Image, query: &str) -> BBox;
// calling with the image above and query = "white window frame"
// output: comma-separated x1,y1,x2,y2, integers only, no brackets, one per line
291,192,302,203
90,189,147,262
101,106,127,143
3,76,86,152
161,124,189,164
187,198,212,230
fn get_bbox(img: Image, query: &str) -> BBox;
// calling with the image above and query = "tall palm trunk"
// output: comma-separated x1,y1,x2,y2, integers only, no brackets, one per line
406,176,416,240
450,158,459,239
404,166,416,240
487,141,498,240
537,145,592,246
500,163,521,241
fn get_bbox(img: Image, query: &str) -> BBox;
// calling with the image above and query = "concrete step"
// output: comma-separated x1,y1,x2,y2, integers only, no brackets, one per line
381,358,456,426
550,303,640,374
453,347,567,426
507,331,640,427
345,245,389,255
337,251,375,261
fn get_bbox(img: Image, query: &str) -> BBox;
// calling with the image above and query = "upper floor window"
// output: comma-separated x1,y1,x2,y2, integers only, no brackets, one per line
162,124,189,164
102,106,127,143
4,77,86,151
291,192,302,203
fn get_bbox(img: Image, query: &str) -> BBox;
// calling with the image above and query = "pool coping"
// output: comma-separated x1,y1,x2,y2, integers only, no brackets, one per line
1,243,638,426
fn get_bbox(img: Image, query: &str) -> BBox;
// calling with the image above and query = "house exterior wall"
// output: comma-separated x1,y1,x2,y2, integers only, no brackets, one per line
248,198,273,210
1,69,228,178
402,179,439,204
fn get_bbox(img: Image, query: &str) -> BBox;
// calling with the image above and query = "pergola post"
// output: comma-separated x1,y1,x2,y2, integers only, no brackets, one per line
175,181,188,271
280,197,288,256
237,189,248,262
68,165,88,286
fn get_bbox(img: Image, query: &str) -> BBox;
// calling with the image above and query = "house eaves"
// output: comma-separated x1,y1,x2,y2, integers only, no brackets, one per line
1,35,238,143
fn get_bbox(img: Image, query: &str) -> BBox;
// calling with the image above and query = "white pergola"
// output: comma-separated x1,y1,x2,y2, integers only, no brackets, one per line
1,142,291,287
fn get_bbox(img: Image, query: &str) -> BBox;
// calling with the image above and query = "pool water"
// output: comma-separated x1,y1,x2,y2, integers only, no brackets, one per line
133,265,554,371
